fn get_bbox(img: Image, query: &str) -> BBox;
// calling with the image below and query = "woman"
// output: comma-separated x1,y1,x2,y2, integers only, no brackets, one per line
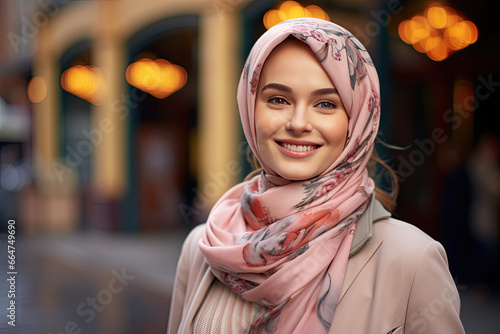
168,18,464,333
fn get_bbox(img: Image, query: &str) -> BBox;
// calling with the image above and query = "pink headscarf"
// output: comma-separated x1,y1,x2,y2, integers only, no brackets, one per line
200,18,380,333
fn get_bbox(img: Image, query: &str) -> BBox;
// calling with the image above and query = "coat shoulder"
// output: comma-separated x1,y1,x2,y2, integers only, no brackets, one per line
369,217,450,276
373,218,439,254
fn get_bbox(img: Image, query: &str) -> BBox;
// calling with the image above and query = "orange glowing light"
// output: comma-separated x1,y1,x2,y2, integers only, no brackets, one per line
126,58,187,99
425,36,449,61
458,21,478,44
398,20,413,44
61,65,105,104
444,13,461,29
27,76,48,103
263,10,282,31
306,5,329,20
280,1,304,19
412,38,428,53
410,15,432,43
263,1,330,30
398,3,478,61
426,4,448,29
444,20,478,50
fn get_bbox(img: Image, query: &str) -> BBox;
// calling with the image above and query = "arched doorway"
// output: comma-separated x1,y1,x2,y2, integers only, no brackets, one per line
126,15,198,231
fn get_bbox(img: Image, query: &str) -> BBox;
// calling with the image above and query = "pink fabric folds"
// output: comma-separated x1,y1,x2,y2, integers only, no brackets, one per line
199,18,381,333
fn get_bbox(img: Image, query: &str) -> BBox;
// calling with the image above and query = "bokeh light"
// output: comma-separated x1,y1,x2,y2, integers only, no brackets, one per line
398,3,478,61
427,5,448,29
426,36,449,61
125,58,187,99
263,1,330,30
61,65,105,104
27,76,48,104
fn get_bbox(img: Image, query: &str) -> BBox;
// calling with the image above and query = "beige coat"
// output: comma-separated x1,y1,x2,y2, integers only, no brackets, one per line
167,197,465,333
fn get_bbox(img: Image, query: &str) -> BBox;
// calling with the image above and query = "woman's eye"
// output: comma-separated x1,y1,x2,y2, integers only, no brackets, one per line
316,101,337,109
268,97,288,105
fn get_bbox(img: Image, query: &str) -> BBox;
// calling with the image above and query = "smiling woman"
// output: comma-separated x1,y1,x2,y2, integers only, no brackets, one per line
167,18,465,334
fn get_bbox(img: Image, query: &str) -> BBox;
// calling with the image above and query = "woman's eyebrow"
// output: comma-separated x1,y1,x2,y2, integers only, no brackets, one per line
260,84,338,96
261,83,293,93
312,88,339,96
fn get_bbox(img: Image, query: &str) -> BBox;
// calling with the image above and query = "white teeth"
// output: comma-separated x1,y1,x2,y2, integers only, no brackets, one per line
281,143,316,152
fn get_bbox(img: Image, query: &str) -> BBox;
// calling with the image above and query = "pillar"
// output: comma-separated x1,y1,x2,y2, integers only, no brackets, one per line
198,10,242,210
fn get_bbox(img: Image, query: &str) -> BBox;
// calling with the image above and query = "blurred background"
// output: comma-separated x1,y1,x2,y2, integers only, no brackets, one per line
0,0,499,333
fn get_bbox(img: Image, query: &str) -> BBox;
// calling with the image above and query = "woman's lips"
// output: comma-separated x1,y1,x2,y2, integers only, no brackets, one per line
276,141,321,158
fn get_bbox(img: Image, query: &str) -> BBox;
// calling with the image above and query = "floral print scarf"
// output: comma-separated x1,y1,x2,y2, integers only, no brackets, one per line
200,18,380,333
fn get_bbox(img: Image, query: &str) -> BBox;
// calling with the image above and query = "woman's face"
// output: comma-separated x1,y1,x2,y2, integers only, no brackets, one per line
255,38,349,181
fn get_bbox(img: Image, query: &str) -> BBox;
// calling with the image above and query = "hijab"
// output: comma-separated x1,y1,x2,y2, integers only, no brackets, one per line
199,18,381,333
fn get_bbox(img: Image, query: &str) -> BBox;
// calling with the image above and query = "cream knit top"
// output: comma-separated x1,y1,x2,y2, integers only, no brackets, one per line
193,278,270,333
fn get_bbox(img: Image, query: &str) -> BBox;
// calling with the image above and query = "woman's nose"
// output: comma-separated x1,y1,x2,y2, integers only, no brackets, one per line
285,106,312,133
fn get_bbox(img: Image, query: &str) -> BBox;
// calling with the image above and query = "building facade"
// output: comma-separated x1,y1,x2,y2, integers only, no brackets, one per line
0,0,497,236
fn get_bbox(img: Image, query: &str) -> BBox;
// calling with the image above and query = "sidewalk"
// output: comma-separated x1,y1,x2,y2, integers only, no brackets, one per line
0,229,189,334
25,229,189,294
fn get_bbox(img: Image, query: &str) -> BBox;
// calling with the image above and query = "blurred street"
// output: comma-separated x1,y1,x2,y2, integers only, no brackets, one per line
0,230,499,334
0,230,188,334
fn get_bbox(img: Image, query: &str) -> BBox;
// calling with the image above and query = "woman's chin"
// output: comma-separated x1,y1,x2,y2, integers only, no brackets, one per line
276,169,320,181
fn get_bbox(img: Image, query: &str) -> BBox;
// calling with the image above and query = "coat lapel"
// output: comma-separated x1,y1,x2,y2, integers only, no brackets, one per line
339,196,390,302
339,236,383,302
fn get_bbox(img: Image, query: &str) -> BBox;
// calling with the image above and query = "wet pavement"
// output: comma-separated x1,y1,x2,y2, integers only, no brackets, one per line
0,230,499,334
0,230,188,334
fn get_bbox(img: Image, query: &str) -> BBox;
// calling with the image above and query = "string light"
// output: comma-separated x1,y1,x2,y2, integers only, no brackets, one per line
398,3,478,61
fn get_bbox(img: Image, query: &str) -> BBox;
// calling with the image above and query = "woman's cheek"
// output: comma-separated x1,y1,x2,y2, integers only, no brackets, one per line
267,109,289,128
